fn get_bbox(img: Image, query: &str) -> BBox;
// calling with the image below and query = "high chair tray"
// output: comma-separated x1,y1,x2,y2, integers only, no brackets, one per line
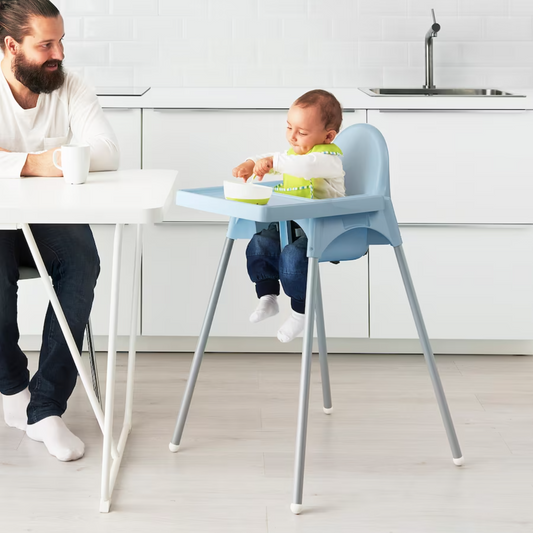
176,183,384,223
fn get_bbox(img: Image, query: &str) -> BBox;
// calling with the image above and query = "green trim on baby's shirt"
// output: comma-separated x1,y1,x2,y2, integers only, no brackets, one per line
274,143,343,199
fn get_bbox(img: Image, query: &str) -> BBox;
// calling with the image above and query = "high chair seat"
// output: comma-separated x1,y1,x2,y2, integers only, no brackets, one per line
170,123,463,514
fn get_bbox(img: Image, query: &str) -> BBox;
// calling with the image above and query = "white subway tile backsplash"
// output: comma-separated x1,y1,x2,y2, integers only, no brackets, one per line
159,0,208,17
510,1,533,16
258,40,308,66
110,42,154,64
159,42,210,66
48,0,533,89
111,0,158,16
64,17,83,40
182,65,234,87
408,0,458,16
484,17,533,41
65,42,109,66
282,17,333,41
184,18,233,41
60,0,109,16
233,66,283,87
84,18,134,41
209,0,257,18
85,66,134,87
133,18,183,41
359,0,408,17
282,66,333,86
459,0,508,17
258,0,308,17
232,18,283,40
359,42,409,67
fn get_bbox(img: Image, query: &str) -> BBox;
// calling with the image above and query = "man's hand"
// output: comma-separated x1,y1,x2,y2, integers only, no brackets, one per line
232,160,255,182
253,157,273,180
20,149,63,177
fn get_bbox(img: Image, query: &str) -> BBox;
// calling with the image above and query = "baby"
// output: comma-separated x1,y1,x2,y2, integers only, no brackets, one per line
232,89,345,343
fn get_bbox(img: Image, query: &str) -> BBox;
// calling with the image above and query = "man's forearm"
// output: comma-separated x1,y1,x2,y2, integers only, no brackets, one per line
21,150,62,177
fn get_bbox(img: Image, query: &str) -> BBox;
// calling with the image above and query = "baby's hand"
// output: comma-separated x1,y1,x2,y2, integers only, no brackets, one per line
232,160,255,181
253,157,273,180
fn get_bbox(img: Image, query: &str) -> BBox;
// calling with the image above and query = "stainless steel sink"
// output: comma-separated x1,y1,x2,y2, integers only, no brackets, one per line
359,87,524,97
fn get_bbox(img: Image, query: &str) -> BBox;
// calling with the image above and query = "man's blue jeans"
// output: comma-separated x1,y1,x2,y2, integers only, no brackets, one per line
246,223,308,314
0,224,100,424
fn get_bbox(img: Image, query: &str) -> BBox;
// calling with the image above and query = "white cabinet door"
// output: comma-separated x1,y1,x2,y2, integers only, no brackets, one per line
17,225,139,337
368,110,533,224
142,109,366,221
103,108,142,170
369,225,533,340
142,223,369,338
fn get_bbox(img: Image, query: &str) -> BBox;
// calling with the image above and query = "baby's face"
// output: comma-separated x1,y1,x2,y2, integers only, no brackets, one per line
285,104,333,155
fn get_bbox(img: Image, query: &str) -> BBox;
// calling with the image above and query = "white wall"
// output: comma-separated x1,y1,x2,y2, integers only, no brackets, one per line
52,0,533,89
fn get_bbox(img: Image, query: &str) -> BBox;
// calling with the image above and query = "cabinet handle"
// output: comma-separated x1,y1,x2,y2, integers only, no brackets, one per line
151,108,289,112
102,107,137,111
378,109,527,114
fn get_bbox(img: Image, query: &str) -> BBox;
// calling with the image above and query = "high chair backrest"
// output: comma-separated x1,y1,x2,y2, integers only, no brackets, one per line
335,123,391,198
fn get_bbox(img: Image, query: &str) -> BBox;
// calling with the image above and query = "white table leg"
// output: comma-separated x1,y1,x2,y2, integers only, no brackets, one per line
20,224,105,431
100,223,143,512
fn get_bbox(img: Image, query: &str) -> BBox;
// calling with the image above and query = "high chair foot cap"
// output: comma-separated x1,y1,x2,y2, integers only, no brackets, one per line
323,406,333,415
453,456,464,466
100,500,111,513
169,442,180,453
290,503,303,515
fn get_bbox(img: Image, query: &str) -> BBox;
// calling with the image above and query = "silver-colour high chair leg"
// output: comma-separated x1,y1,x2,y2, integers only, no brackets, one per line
315,269,333,413
85,318,101,405
394,244,464,465
169,237,235,452
291,257,319,515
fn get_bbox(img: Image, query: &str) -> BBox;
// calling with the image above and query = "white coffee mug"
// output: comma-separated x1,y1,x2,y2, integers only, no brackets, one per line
53,144,90,185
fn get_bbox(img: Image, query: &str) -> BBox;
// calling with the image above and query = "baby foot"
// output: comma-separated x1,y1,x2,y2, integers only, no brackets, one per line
26,416,85,462
2,387,30,431
249,294,279,323
277,311,305,343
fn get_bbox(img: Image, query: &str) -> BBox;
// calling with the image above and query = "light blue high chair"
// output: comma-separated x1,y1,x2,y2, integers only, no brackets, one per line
169,123,463,514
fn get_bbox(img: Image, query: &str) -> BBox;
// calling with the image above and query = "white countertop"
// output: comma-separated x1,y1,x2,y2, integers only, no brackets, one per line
98,87,533,111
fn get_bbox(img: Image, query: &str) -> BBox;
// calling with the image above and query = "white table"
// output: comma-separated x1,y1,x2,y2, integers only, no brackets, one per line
0,169,178,512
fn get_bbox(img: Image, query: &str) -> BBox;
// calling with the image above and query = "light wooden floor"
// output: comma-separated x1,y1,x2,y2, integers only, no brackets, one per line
1,351,532,532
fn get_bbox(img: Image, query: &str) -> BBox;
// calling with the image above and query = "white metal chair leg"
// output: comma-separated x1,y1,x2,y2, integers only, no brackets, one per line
169,237,235,452
291,257,319,515
315,269,332,413
394,244,463,465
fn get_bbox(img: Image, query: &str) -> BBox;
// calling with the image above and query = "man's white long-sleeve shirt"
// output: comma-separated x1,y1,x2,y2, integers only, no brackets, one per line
248,148,345,199
0,69,119,178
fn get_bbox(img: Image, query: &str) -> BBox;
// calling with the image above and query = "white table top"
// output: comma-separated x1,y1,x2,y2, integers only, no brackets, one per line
0,169,178,225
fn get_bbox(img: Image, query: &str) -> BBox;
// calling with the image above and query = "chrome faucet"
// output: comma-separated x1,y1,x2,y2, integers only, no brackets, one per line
423,9,441,89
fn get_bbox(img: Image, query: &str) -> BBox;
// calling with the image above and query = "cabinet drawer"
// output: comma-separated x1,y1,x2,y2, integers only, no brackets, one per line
369,225,533,340
368,110,533,224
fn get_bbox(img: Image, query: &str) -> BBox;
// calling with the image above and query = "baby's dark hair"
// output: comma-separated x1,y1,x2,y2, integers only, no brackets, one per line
0,0,59,51
293,89,343,132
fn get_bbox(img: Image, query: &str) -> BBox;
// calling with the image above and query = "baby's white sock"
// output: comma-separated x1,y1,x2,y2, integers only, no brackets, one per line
2,387,30,431
277,310,306,343
249,294,279,323
26,416,85,462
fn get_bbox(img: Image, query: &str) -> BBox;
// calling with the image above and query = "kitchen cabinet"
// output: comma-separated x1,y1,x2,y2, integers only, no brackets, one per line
370,225,533,340
18,225,139,337
102,108,142,170
368,110,533,224
142,223,369,338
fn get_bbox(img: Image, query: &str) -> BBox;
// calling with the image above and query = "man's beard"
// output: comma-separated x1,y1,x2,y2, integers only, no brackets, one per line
12,52,65,94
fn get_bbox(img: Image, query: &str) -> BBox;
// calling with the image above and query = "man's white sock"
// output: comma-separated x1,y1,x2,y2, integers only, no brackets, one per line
2,387,30,431
249,294,279,323
277,310,305,343
26,416,85,462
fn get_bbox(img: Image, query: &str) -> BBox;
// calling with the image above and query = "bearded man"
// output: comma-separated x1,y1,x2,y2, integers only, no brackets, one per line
0,0,119,461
